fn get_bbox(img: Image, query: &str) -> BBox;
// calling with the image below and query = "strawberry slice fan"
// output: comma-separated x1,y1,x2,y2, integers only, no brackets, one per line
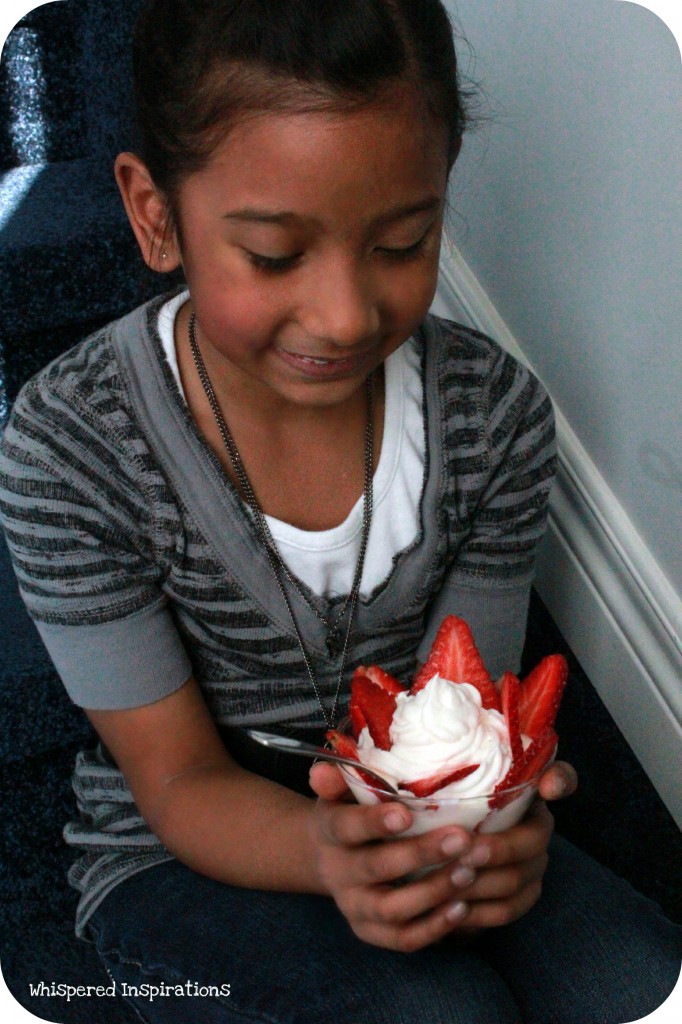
326,615,568,803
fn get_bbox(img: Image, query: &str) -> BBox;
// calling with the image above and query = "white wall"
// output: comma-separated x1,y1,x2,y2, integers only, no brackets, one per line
434,0,682,824
445,0,681,593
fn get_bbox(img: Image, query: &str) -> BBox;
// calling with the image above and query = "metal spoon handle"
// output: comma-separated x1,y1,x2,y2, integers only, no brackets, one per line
246,729,400,796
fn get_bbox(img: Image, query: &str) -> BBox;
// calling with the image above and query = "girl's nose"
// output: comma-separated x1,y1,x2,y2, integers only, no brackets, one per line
300,258,381,348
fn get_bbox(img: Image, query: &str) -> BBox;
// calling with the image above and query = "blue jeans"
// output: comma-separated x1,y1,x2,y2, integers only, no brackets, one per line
87,833,681,1024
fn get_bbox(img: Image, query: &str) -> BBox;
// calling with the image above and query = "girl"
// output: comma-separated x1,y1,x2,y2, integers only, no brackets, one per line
0,1,679,1021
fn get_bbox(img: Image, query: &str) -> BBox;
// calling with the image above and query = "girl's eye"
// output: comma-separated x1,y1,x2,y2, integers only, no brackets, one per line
377,233,430,262
244,229,432,273
246,251,302,274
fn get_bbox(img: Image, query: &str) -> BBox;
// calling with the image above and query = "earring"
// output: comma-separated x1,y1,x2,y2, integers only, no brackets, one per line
161,251,168,261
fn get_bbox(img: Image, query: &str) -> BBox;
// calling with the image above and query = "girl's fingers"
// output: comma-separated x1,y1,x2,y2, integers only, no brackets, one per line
319,804,552,950
348,842,547,948
538,760,578,801
317,796,551,889
317,801,474,883
308,761,351,801
316,796,414,846
314,787,554,950
358,859,473,925
352,820,473,885
450,853,548,904
458,800,554,870
457,877,544,931
358,897,471,954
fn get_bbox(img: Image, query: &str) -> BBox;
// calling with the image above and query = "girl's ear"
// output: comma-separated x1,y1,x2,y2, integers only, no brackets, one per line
114,152,181,272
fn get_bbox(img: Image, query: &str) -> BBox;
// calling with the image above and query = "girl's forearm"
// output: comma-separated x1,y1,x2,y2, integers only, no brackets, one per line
147,763,329,894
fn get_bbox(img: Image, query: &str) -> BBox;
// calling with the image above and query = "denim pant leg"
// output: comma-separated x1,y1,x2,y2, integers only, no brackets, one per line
87,861,523,1024
87,836,681,1024
479,833,682,1024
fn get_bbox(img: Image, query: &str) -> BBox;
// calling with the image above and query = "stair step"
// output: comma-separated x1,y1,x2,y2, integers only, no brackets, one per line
1,0,143,170
0,156,170,337
0,532,94,763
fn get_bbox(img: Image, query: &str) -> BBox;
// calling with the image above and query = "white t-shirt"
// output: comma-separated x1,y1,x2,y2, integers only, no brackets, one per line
158,292,425,597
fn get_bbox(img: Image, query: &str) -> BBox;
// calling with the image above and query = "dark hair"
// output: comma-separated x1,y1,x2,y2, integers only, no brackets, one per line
133,0,472,217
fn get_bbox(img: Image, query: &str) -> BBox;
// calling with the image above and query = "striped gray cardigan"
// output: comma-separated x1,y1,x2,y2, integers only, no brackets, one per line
0,294,556,934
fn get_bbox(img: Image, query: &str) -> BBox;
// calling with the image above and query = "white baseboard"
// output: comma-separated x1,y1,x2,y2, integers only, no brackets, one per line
435,250,682,830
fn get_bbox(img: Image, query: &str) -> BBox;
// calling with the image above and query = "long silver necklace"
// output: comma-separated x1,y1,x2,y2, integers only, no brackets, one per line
188,312,374,730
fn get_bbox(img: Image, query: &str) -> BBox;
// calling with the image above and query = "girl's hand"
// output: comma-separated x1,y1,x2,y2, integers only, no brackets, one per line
435,761,578,935
442,798,554,934
437,760,578,936
309,761,478,951
308,759,578,950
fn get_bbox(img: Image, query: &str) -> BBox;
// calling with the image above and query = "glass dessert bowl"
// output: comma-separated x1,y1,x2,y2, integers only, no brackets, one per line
326,617,566,841
336,716,548,836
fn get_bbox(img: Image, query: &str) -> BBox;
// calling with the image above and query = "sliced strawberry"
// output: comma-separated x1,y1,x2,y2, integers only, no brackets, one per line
499,671,523,764
399,763,480,799
517,654,568,740
350,675,396,751
354,664,406,696
412,616,500,712
349,666,405,738
325,729,359,760
325,730,393,799
490,726,558,808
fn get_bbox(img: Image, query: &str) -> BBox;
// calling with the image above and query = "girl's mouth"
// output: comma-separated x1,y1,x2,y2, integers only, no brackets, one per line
276,347,372,379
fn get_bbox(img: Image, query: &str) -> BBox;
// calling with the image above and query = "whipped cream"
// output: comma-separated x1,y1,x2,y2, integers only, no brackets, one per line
356,673,513,798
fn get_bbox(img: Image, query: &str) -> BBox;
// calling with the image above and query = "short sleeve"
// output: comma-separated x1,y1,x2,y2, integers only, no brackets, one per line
419,346,557,677
417,581,532,678
0,371,192,709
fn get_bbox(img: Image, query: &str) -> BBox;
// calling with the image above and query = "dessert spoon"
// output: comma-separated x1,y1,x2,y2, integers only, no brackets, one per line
246,729,401,796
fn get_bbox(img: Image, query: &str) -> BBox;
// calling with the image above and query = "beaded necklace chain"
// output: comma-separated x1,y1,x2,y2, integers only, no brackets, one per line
188,312,374,730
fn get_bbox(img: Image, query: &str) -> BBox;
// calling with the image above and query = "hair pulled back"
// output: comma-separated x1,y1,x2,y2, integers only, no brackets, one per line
133,0,470,210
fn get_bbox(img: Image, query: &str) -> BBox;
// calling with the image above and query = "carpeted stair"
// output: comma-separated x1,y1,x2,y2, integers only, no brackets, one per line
0,2,164,1019
0,0,174,424
1,3,680,1022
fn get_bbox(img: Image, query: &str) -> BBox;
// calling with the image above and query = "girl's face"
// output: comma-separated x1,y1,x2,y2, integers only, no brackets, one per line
173,88,451,410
